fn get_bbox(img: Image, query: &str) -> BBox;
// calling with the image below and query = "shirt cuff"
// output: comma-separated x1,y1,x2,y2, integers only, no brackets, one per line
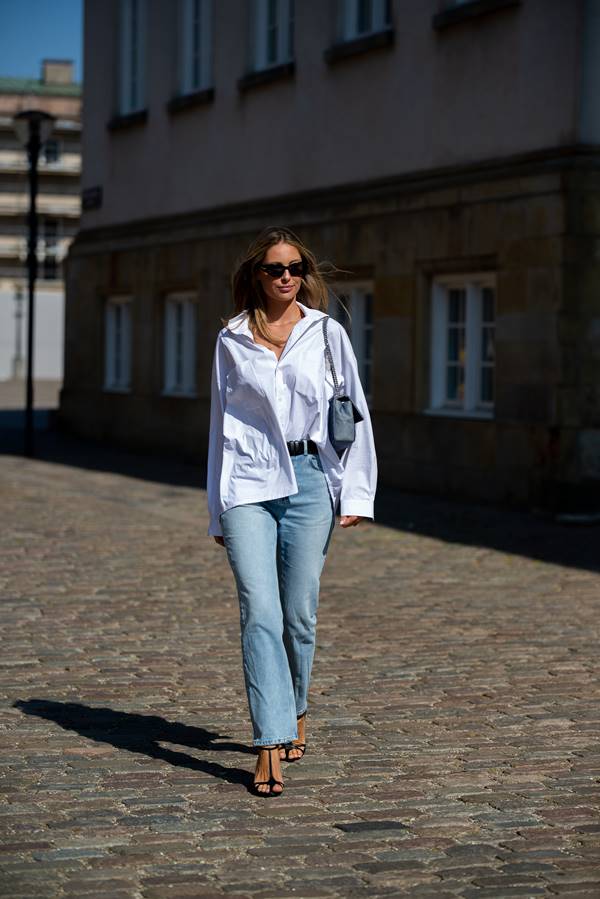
339,499,374,520
207,521,223,537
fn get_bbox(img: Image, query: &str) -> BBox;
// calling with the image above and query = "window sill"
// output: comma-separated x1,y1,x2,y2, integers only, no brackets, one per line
107,109,148,132
424,407,494,420
161,390,198,399
324,29,394,65
238,61,295,92
432,0,521,31
167,88,215,115
103,386,132,394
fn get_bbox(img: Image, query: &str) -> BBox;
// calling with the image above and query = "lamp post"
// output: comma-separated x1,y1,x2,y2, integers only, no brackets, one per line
13,109,55,457
12,283,24,379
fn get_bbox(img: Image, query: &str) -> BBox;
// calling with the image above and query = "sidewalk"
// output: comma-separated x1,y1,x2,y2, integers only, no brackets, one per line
1,436,599,898
0,379,61,443
0,378,61,410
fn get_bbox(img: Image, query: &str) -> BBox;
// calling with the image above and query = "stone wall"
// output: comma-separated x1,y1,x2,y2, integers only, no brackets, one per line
61,155,599,509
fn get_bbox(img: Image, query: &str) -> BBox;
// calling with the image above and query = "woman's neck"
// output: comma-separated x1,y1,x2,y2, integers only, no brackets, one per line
263,299,303,325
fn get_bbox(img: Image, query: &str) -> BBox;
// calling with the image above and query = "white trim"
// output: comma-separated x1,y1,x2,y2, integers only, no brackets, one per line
429,273,496,417
119,0,146,115
104,295,133,392
163,292,198,397
464,281,479,410
430,281,447,409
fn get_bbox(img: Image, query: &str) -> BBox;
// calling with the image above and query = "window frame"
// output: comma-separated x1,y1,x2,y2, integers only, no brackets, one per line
162,292,198,398
252,0,295,72
427,273,496,419
42,139,61,165
179,0,213,95
338,0,392,42
104,296,133,393
118,0,147,116
329,283,374,409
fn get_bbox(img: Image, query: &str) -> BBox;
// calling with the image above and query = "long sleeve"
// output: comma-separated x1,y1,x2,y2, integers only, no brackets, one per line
206,335,227,537
336,325,378,520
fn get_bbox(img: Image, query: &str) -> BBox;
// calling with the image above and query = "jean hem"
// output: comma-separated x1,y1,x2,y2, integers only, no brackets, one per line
253,733,297,747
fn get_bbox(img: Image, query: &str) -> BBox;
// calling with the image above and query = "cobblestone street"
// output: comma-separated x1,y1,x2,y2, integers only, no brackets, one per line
1,438,599,898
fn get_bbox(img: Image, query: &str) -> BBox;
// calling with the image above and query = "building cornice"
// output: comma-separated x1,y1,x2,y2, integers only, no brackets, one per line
71,143,600,256
0,76,81,97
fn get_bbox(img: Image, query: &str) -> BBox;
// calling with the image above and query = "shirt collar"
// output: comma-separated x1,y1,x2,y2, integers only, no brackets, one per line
225,301,327,338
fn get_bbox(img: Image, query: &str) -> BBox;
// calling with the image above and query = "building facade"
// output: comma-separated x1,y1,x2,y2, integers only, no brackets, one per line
0,60,82,385
62,0,600,511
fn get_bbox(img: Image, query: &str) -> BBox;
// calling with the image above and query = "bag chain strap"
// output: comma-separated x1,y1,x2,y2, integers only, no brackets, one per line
322,316,341,397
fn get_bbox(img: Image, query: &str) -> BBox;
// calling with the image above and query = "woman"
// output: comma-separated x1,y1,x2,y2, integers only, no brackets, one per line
207,226,377,796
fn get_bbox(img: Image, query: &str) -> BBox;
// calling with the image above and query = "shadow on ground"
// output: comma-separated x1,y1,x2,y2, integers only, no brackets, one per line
0,424,201,489
2,424,598,574
14,698,254,787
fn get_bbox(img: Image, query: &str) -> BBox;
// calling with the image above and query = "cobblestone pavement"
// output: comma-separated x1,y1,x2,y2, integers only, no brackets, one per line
1,442,599,899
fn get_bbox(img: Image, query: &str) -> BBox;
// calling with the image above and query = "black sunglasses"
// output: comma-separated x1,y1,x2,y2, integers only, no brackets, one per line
257,261,306,278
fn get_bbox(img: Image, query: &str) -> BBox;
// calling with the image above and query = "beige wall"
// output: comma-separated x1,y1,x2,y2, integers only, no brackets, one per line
81,0,585,230
0,94,80,120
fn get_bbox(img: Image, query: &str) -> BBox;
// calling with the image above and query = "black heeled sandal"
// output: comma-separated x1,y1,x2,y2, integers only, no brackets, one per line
252,745,284,797
283,711,307,762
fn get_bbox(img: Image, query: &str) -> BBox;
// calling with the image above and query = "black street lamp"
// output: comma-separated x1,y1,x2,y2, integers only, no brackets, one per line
12,283,24,379
13,109,55,457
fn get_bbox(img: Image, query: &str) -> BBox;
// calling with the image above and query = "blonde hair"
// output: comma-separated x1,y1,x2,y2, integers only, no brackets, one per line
226,226,333,347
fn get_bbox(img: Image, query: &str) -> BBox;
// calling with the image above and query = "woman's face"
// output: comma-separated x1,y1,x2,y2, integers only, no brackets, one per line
256,241,303,306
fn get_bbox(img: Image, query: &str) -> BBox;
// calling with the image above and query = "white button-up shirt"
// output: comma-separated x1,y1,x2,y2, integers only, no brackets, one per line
206,301,377,536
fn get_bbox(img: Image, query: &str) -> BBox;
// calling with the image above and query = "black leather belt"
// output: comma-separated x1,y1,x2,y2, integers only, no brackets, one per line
287,439,319,456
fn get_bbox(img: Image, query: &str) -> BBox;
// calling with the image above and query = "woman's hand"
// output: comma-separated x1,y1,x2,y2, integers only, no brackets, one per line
213,536,225,546
339,515,364,528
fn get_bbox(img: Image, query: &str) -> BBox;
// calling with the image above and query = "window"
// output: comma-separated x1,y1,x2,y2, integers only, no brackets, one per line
339,0,391,41
42,218,59,280
163,294,197,396
328,285,373,407
429,275,496,417
105,297,132,391
119,0,147,114
43,140,61,164
179,0,213,94
253,0,294,70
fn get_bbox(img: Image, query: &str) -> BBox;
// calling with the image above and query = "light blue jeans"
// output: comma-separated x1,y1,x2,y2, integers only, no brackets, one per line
220,449,336,747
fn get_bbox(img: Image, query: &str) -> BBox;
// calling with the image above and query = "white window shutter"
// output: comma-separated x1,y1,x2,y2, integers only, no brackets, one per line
464,283,481,412
164,300,174,393
430,282,446,410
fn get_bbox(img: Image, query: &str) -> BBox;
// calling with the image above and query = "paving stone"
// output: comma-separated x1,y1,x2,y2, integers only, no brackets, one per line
1,439,600,899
